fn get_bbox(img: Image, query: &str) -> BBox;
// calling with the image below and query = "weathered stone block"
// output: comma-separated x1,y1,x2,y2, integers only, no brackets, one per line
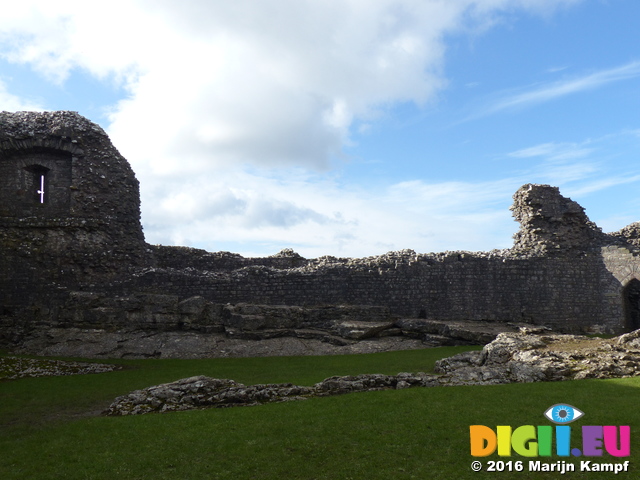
224,314,267,331
139,294,179,313
332,321,394,340
178,296,207,316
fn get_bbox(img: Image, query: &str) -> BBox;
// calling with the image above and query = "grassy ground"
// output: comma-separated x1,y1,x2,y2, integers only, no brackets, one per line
0,346,637,479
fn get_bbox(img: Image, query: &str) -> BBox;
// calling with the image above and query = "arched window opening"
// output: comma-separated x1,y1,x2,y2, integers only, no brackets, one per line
24,164,50,205
623,279,640,332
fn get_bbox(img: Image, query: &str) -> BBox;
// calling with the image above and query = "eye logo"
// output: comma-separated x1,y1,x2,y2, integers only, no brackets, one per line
544,404,584,424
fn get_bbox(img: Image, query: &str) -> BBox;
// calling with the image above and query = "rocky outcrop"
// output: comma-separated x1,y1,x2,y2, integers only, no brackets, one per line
104,372,439,416
395,318,516,345
15,327,429,359
434,329,640,384
104,329,640,415
12,291,539,358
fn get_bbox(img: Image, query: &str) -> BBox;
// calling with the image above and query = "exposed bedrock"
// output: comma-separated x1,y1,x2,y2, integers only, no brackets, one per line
105,329,640,416
434,328,640,384
11,292,537,358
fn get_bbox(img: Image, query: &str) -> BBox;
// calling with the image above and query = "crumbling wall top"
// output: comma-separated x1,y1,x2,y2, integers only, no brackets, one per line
510,183,606,255
0,110,105,145
611,222,640,249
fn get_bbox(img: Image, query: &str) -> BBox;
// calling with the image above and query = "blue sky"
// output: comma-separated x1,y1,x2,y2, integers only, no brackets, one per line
2,0,640,258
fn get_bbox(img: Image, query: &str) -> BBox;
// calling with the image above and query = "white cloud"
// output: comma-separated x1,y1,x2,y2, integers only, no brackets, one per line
564,174,640,198
509,142,593,162
479,60,640,116
0,1,147,84
509,142,565,158
0,79,42,111
138,168,522,258
0,0,585,257
507,130,640,203
0,0,582,169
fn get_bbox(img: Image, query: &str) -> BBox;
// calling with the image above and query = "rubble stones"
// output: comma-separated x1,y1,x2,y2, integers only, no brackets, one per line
105,329,640,416
0,355,119,380
104,372,438,416
435,330,640,384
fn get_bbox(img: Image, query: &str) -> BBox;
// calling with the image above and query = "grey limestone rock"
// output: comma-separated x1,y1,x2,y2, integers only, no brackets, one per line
616,329,640,348
104,371,435,416
332,321,395,340
436,330,640,385
104,329,640,416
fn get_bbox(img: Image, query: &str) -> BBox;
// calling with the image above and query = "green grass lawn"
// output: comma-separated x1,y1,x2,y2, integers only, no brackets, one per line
0,346,638,479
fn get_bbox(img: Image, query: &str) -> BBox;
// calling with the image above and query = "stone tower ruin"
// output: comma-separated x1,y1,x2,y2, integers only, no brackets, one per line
0,111,147,323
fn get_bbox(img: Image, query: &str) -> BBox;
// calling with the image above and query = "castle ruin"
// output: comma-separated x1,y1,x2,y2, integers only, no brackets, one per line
2,111,640,358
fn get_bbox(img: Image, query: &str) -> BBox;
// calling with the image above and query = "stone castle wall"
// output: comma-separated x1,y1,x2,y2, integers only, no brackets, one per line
123,249,621,332
2,112,640,357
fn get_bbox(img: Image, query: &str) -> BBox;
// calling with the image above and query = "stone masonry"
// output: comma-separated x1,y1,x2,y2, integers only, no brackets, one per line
2,111,640,358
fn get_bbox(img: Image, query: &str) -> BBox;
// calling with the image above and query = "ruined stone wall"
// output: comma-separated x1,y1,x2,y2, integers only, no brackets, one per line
124,250,618,333
510,184,607,255
122,183,638,334
3,112,640,354
27,241,623,337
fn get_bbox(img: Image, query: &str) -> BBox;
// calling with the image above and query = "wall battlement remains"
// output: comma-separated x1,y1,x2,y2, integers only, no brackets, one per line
2,111,640,357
